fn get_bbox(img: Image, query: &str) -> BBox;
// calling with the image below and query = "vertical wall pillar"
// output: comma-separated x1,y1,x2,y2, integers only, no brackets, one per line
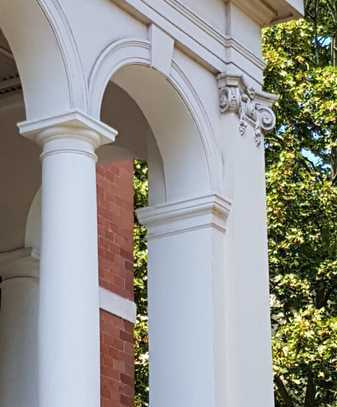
19,111,117,407
218,74,277,407
137,194,231,407
0,249,39,407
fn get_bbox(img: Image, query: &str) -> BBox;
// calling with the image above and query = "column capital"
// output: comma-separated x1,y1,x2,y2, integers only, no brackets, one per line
217,73,277,146
0,248,39,282
18,109,117,149
137,194,232,239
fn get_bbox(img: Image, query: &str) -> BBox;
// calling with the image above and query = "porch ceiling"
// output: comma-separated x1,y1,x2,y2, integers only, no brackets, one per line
0,30,17,80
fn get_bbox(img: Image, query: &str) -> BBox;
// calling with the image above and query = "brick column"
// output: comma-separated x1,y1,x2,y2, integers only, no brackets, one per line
97,161,135,407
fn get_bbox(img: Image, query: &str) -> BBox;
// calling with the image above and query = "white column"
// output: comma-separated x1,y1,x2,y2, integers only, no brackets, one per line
19,111,117,407
137,194,231,407
0,249,39,407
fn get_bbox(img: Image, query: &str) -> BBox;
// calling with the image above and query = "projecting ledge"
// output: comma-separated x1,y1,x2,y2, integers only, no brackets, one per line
137,194,232,239
232,0,304,26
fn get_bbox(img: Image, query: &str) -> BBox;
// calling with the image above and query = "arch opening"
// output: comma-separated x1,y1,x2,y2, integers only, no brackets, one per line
0,27,40,407
0,28,41,254
99,63,212,206
97,61,217,406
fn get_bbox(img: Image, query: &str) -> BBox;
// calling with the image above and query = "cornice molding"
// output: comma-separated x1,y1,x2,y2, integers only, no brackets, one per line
114,0,302,81
231,0,303,26
163,0,262,65
231,0,276,26
137,194,232,239
162,0,266,70
113,0,266,77
217,73,277,146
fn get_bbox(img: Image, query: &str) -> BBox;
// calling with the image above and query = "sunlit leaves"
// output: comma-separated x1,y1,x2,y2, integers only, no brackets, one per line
263,3,337,405
133,161,149,407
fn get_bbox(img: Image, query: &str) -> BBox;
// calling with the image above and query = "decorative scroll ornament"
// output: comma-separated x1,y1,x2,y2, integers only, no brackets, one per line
218,73,276,146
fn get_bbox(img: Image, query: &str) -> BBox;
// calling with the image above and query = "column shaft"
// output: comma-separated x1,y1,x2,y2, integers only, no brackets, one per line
19,112,117,407
39,136,100,407
0,254,38,407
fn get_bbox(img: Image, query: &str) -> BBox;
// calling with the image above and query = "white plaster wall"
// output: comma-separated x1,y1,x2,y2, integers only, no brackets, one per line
173,48,222,150
228,4,262,58
60,0,147,78
148,227,225,407
221,114,275,407
180,0,227,33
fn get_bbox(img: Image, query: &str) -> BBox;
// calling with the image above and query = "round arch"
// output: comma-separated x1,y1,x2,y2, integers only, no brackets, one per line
88,38,223,202
0,0,87,120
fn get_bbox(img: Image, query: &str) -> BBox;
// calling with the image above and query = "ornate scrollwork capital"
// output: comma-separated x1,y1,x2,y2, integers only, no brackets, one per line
217,73,277,147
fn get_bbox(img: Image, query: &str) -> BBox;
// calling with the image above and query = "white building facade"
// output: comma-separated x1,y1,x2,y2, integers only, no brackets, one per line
0,1,303,406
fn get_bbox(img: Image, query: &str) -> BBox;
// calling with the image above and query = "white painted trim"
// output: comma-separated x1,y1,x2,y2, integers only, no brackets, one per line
36,0,88,111
0,248,39,281
137,194,232,239
150,24,175,76
18,109,118,146
99,287,137,324
232,0,304,25
112,0,302,75
113,0,263,75
88,37,224,196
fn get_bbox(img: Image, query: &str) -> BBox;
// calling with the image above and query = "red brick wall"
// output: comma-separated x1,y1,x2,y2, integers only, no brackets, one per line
97,161,134,407
100,312,134,407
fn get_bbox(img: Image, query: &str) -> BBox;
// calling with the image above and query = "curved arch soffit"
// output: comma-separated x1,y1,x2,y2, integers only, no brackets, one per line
0,0,87,119
88,38,223,196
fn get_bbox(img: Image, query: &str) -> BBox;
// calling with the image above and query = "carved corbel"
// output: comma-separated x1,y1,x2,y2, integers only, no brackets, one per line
217,73,276,146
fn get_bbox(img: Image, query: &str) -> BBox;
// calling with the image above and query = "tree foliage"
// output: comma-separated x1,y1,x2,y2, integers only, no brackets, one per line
264,1,337,405
133,161,149,407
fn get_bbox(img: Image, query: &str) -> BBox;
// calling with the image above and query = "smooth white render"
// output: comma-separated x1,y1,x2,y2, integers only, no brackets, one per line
0,1,303,407
99,287,137,324
0,249,39,407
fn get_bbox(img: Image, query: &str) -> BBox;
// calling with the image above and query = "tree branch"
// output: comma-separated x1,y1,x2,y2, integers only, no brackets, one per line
275,375,294,407
304,370,316,407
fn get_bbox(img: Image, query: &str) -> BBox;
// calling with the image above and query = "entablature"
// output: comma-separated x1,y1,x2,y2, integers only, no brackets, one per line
111,0,303,85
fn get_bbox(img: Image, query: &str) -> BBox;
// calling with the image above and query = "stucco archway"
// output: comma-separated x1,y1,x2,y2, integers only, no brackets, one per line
89,38,224,200
0,0,87,120
94,43,230,405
